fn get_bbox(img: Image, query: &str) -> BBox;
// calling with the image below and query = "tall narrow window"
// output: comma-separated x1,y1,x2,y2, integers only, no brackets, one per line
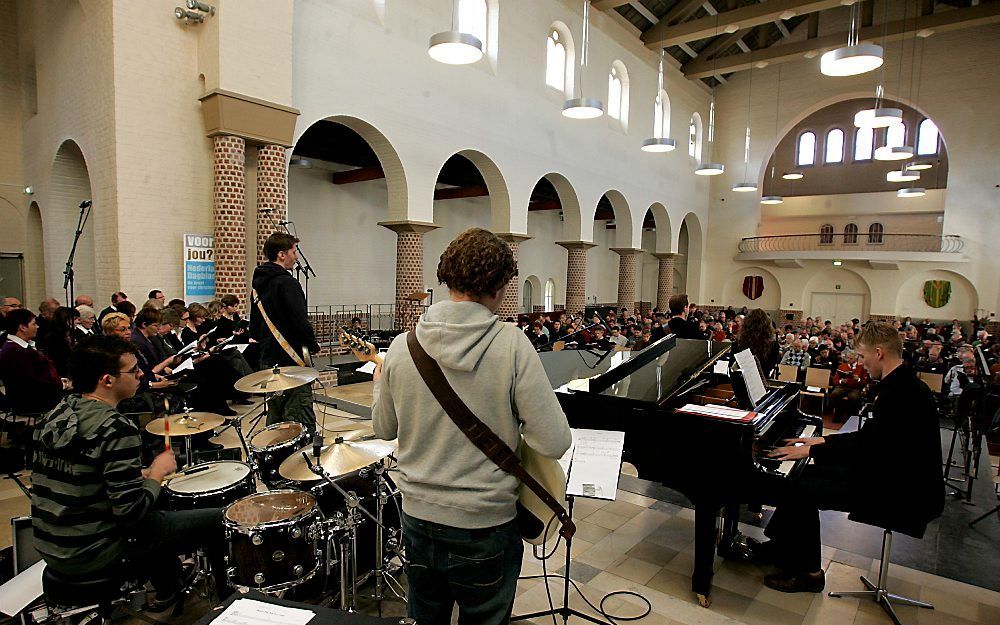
797,131,816,166
885,122,906,149
854,126,874,161
868,222,884,244
819,224,835,245
825,128,844,163
608,66,622,120
653,89,670,138
544,279,555,311
916,119,939,155
844,223,859,244
458,0,488,49
689,113,703,160
546,30,566,92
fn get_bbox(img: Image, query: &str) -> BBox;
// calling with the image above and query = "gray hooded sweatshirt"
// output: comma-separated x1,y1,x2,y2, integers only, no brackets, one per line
372,300,572,529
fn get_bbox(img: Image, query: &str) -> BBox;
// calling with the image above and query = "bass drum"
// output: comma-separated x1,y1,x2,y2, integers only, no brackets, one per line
162,461,255,510
223,490,324,593
250,422,309,486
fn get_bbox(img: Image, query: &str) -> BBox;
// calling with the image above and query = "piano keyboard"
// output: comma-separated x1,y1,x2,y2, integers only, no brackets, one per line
756,424,819,477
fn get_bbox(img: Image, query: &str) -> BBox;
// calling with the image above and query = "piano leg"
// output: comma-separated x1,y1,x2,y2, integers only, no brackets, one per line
692,501,721,607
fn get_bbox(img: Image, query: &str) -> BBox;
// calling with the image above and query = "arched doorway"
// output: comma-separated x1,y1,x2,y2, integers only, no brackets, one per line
49,140,95,299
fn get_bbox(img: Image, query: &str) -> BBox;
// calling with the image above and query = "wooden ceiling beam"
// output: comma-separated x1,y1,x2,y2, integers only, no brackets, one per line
592,0,630,10
433,184,489,201
662,0,710,26
682,3,1000,78
528,200,562,212
330,165,384,184
642,0,853,49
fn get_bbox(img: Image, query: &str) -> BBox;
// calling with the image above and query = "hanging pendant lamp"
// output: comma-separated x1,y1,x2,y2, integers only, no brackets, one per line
906,161,932,171
821,2,882,77
733,65,757,192
886,166,919,182
428,1,483,65
897,187,926,198
874,145,914,161
642,50,677,152
563,1,603,119
781,170,804,180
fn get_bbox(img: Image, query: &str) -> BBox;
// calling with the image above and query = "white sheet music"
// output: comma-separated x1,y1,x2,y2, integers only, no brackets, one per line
223,343,249,353
212,598,314,625
734,348,767,406
357,361,377,374
0,560,44,617
173,357,195,373
566,428,625,501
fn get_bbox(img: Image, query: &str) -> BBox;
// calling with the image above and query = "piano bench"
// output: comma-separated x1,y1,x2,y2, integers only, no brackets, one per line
828,528,934,624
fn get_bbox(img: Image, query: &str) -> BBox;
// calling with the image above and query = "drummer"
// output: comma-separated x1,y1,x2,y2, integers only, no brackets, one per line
30,335,232,610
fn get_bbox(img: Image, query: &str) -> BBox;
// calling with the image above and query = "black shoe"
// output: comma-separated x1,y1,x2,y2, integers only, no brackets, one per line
147,592,180,613
718,537,754,563
763,570,825,593
745,538,780,565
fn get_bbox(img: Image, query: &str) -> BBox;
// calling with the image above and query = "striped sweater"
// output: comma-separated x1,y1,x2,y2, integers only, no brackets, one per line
31,395,161,576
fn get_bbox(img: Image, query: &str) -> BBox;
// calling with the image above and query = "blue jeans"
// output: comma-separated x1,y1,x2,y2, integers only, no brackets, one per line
402,512,523,625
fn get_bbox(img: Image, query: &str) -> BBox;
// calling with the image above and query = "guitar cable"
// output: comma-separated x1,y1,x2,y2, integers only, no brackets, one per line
520,514,652,625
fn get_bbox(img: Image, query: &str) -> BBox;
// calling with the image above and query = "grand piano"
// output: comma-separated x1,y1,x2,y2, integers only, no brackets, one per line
540,335,822,603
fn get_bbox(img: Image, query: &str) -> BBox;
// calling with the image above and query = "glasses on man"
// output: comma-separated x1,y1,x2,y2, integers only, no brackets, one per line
117,364,141,376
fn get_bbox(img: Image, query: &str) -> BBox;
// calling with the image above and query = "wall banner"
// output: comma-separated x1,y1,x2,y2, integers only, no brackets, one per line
183,233,215,302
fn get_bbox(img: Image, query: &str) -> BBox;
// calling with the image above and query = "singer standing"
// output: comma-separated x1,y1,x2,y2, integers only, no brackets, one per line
250,232,320,427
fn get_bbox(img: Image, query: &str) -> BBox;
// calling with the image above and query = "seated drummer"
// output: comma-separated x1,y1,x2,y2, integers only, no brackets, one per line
30,335,231,610
752,322,944,593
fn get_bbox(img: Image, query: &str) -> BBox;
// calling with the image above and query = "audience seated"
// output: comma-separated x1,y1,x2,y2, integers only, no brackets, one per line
0,308,64,415
829,351,868,423
74,305,98,342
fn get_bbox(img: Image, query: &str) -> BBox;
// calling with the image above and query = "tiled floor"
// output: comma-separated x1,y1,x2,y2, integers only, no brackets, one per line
4,398,1000,625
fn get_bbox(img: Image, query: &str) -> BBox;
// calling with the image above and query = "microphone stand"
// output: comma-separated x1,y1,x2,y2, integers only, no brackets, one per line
63,200,92,305
280,221,316,306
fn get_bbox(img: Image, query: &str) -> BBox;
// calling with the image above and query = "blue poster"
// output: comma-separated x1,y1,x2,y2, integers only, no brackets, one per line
184,233,215,301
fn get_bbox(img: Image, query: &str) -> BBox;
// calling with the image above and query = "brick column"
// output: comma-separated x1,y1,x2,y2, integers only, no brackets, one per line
610,248,641,313
256,145,289,264
557,241,596,316
495,233,532,319
213,135,247,301
654,253,676,312
379,221,440,331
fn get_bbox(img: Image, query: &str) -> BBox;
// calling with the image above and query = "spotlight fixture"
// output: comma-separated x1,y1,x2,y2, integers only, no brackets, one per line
694,163,725,176
833,260,843,267
174,7,204,22
897,187,926,198
23,186,33,195
428,31,483,65
906,161,933,171
641,138,676,153
732,181,758,192
186,0,215,14
886,168,919,183
760,195,784,205
874,145,915,161
781,170,804,180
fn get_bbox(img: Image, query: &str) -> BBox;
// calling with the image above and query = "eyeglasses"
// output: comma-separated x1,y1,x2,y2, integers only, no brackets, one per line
116,364,141,376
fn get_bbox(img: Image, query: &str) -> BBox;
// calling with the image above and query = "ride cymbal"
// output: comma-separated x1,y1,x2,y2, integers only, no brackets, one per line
278,438,396,482
145,412,226,436
234,366,319,394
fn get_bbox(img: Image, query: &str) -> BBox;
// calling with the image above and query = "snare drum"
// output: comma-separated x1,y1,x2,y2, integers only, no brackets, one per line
250,422,309,485
163,461,255,510
223,490,323,592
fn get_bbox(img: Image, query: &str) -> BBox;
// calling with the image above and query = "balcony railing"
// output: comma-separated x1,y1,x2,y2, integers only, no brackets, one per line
738,233,963,254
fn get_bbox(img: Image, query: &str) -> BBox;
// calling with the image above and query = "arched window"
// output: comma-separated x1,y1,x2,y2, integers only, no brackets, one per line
607,61,629,126
545,29,567,92
653,89,670,138
868,222,884,245
886,122,906,149
522,280,533,312
825,128,844,163
689,113,703,160
854,126,874,161
819,224,835,245
916,119,939,155
544,279,555,311
844,223,859,245
797,131,816,166
458,0,488,49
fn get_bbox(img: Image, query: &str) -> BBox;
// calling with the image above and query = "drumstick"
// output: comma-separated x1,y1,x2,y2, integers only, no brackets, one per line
162,464,219,485
164,418,171,451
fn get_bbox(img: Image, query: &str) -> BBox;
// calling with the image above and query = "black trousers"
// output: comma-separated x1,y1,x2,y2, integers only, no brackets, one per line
760,464,853,573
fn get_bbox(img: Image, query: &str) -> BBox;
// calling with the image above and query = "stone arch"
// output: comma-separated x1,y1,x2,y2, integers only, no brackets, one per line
802,266,872,323
26,201,45,304
722,266,782,311
679,212,703,301
527,172,582,242
295,115,409,221
646,202,671,253
523,274,542,312
445,149,512,234
48,139,95,298
601,189,633,249
894,269,978,321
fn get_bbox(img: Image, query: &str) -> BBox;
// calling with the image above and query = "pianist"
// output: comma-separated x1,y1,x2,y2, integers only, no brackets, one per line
754,322,944,593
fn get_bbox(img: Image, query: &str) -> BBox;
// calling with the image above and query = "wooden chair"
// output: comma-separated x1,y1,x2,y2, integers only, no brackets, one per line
917,371,944,395
799,367,832,414
776,364,799,383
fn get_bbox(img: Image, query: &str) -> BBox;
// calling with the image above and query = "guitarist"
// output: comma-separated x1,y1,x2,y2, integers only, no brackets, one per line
372,228,572,625
250,232,320,427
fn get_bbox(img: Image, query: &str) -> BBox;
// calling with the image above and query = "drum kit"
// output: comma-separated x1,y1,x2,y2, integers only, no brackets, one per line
145,364,404,611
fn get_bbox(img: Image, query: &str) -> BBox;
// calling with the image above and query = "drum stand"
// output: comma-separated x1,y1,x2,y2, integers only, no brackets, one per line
370,463,406,611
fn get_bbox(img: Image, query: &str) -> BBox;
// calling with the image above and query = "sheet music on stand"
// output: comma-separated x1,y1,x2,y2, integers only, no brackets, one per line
563,428,625,501
212,598,315,625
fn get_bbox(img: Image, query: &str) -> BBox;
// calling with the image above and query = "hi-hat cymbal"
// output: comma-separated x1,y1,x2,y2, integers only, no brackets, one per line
146,413,226,436
234,366,319,394
278,438,397,482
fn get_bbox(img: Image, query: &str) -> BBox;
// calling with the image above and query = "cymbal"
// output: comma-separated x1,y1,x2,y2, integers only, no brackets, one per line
234,366,319,394
320,416,375,434
278,438,397,482
146,413,226,436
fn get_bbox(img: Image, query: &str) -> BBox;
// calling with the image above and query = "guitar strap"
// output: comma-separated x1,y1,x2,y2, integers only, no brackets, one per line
406,332,575,540
251,288,306,367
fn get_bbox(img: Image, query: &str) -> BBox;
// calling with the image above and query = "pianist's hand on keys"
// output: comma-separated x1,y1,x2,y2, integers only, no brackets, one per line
767,436,825,461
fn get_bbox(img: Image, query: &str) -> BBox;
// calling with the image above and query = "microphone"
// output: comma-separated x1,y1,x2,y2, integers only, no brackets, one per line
79,200,92,208
312,430,323,459
278,221,292,226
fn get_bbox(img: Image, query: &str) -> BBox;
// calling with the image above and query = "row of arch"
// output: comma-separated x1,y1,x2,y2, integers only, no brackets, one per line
795,118,940,166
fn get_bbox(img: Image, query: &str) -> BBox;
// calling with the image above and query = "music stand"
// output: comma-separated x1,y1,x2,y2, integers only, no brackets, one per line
511,430,625,624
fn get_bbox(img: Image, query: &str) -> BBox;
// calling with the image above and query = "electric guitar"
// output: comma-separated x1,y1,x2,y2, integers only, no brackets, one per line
338,328,569,545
